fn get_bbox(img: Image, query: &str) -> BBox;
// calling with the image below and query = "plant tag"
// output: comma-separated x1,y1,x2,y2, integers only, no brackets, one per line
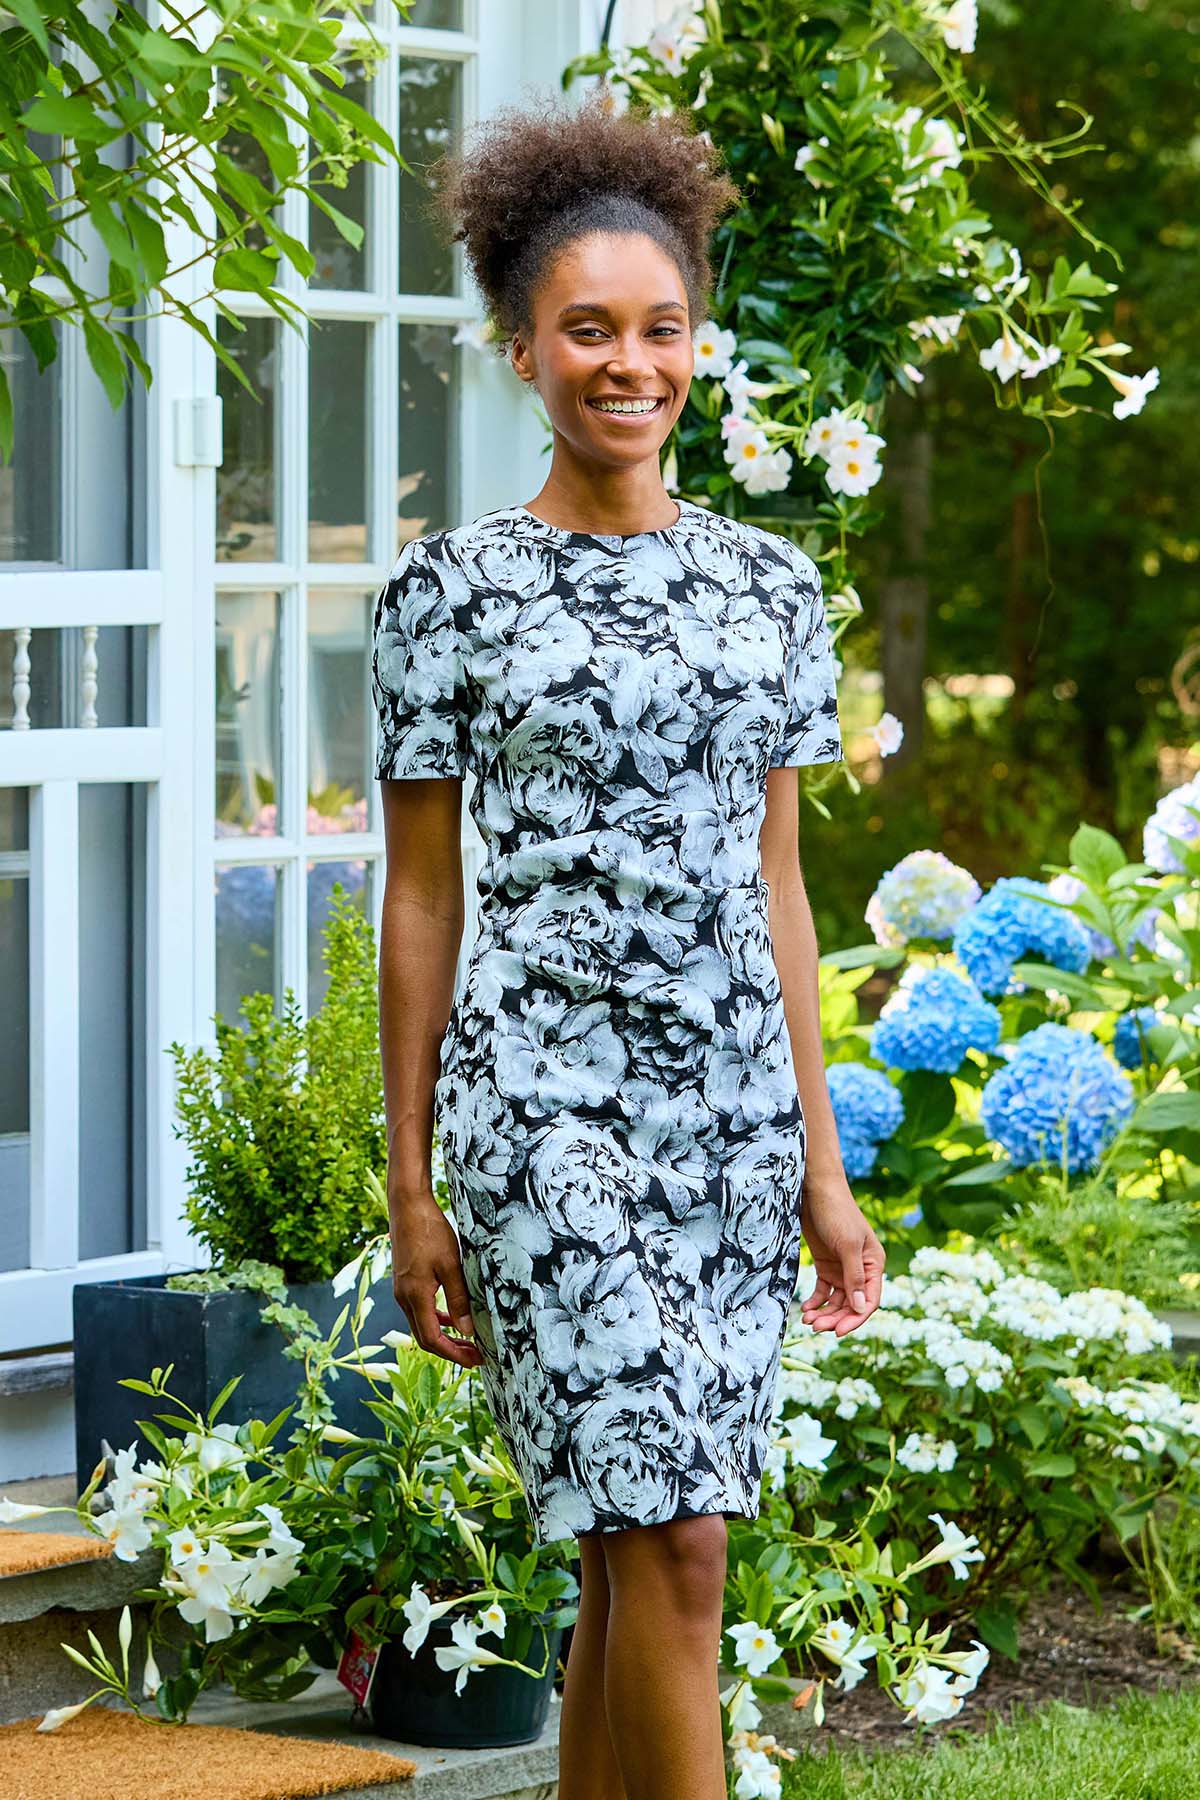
337,1629,381,1709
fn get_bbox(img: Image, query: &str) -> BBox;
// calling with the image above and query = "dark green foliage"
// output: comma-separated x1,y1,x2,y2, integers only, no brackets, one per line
168,887,387,1282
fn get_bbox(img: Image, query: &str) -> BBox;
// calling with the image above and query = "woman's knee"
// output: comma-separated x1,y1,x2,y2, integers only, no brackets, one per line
602,1512,728,1613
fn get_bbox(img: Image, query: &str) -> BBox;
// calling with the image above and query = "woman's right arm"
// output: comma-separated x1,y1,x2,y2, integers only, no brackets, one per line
379,776,483,1369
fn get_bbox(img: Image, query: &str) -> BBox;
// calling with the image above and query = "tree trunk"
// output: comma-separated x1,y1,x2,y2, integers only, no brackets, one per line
879,386,933,771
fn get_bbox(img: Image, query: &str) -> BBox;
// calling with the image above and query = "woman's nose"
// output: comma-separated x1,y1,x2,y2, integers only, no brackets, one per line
606,336,658,381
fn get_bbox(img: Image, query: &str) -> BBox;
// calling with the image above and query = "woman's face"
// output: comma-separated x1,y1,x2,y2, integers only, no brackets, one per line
510,231,693,468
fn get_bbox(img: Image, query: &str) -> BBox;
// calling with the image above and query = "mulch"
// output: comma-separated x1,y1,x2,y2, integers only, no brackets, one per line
806,1575,1200,1755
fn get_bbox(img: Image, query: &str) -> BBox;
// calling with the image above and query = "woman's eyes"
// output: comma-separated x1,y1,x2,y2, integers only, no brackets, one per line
571,326,682,340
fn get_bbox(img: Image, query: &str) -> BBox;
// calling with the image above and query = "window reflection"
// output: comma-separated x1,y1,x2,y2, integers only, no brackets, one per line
398,57,462,296
307,861,369,1012
217,316,281,563
311,62,372,291
215,864,282,1020
309,321,371,563
398,323,458,545
0,325,61,565
215,592,281,835
308,589,372,832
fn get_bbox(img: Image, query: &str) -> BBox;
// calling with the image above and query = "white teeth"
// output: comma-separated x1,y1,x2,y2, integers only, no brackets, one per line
592,398,661,414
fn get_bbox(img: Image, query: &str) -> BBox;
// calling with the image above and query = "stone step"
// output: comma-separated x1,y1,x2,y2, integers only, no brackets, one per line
190,1671,560,1799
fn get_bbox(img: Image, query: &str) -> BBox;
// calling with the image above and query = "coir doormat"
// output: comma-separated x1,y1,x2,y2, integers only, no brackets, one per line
0,1529,113,1577
0,1705,418,1799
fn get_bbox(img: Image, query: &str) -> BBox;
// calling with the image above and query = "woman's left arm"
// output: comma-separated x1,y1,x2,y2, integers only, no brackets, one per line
761,766,886,1336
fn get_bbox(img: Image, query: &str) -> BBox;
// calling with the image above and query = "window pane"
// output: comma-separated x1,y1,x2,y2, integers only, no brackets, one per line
215,591,281,836
311,62,371,291
309,321,370,563
307,858,369,1012
0,788,29,852
216,863,282,1020
398,323,458,545
398,57,461,296
0,324,61,565
78,783,147,1259
398,0,463,25
0,867,29,1136
0,627,147,730
217,315,281,563
216,78,276,262
308,589,372,832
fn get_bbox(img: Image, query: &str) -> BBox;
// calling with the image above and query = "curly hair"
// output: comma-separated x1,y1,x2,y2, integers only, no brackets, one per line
426,87,740,346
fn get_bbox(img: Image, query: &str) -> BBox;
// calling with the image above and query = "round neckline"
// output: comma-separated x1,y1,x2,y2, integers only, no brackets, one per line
509,498,696,543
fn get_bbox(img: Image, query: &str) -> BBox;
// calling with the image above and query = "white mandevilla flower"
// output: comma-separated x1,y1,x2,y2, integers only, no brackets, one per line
868,712,904,757
720,1676,763,1731
452,319,491,353
909,312,964,346
979,325,1025,383
1097,362,1160,419
731,1743,782,1798
724,423,792,496
924,1512,986,1581
142,1640,162,1699
824,428,885,497
775,1411,839,1472
814,1615,878,1691
0,1497,51,1522
401,1580,463,1655
93,1503,153,1563
172,1540,245,1643
937,0,978,56
646,2,706,75
183,1421,246,1475
475,1600,507,1639
693,319,737,378
723,358,772,418
894,1658,965,1723
433,1614,507,1696
725,1620,781,1677
37,1699,93,1733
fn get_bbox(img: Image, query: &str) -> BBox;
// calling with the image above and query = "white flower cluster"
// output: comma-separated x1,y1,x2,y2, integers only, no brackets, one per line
1058,1374,1200,1458
802,407,886,498
802,1292,1014,1395
691,320,794,496
400,1581,510,1696
896,1430,958,1474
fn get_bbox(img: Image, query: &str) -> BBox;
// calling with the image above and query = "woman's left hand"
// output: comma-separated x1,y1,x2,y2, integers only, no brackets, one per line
798,1177,885,1337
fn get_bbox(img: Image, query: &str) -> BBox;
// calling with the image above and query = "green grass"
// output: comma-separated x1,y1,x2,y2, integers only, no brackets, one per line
775,1684,1200,1799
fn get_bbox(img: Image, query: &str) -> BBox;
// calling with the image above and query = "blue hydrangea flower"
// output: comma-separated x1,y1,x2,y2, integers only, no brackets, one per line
826,1063,904,1179
1144,774,1200,875
865,849,982,949
900,1203,924,1228
870,965,1002,1073
1047,872,1160,962
979,1022,1134,1172
1113,1006,1164,1070
951,876,1093,997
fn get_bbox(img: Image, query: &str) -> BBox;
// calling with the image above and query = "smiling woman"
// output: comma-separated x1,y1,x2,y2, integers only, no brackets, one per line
376,87,874,1800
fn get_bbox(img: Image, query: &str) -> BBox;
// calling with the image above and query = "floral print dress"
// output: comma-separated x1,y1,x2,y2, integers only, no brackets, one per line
372,498,843,1546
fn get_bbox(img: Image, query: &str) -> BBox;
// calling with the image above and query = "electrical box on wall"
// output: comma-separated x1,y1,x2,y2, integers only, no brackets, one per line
173,396,223,468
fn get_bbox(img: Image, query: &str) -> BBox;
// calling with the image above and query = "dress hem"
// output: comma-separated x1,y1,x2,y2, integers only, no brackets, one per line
563,1498,761,1546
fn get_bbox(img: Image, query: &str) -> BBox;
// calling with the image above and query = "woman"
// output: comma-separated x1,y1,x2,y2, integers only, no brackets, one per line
372,91,885,1800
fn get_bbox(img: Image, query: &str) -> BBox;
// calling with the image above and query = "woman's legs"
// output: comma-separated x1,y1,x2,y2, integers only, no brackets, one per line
557,1532,628,1800
600,1513,730,1800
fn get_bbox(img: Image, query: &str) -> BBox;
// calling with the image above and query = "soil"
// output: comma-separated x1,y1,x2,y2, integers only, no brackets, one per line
800,1574,1200,1756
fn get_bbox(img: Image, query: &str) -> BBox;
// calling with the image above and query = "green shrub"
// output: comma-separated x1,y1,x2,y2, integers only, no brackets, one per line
168,887,387,1283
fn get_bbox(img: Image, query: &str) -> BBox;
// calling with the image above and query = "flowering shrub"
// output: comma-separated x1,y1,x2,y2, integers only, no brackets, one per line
760,1248,1200,1663
811,798,1200,1258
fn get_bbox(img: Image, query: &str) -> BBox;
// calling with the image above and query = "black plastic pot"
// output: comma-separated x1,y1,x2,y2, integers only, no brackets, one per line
72,1270,409,1490
369,1610,563,1748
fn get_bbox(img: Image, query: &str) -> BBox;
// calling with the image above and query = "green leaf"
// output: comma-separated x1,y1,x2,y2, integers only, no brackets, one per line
1014,1404,1050,1449
1133,1092,1200,1135
24,94,115,141
207,1374,243,1425
0,364,12,465
941,1158,1014,1188
7,0,49,55
81,316,128,410
1069,823,1127,886
895,1070,958,1141
972,1601,1020,1661
307,190,364,250
1027,1453,1076,1479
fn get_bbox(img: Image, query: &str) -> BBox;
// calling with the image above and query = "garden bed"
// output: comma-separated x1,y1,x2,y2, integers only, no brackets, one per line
800,1575,1199,1755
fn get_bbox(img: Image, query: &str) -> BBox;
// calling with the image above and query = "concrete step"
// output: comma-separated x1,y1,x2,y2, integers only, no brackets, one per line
190,1671,560,1799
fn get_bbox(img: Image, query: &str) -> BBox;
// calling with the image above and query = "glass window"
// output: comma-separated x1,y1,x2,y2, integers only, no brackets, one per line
308,588,372,833
398,322,458,545
215,592,281,837
307,859,369,1012
398,57,462,296
0,788,30,1272
309,321,371,563
311,61,372,292
216,863,283,1022
78,784,147,1259
217,315,281,563
0,324,62,566
398,0,463,26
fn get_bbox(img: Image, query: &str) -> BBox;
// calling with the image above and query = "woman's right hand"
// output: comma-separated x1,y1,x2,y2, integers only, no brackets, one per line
390,1195,484,1369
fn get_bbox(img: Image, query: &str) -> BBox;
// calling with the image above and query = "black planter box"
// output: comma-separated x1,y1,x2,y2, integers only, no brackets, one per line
73,1271,410,1492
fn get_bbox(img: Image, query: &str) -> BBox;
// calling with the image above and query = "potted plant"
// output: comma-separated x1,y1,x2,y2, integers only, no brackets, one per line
40,1246,579,1752
72,889,414,1487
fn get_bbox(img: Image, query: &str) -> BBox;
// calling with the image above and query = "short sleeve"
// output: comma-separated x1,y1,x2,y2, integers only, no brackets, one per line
768,551,845,770
372,537,469,780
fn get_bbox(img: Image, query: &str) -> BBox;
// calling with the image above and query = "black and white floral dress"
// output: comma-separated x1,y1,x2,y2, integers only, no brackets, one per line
372,499,843,1546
